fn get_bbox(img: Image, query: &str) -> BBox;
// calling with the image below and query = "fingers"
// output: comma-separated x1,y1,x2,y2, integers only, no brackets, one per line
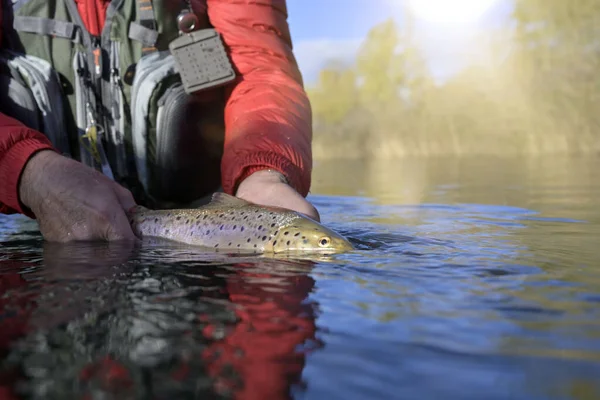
104,208,137,241
102,186,138,241
288,197,321,222
302,204,321,222
112,182,137,211
108,183,140,241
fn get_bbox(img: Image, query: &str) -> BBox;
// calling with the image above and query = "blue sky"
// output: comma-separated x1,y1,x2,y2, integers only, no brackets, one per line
286,0,514,85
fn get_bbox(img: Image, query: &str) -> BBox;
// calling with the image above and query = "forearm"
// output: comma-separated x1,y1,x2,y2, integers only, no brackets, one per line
0,113,56,216
206,0,313,197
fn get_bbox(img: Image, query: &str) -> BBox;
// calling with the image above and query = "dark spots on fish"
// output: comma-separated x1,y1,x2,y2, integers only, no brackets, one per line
240,226,245,232
254,244,257,248
270,223,276,228
186,219,191,224
294,232,300,237
219,214,224,218
243,216,248,220
237,244,241,248
165,229,170,234
214,244,219,248
258,225,263,230
154,218,158,223
258,215,263,219
229,242,232,246
303,239,308,244
302,236,306,239
274,230,279,236
167,213,172,217
262,236,267,241
273,240,277,245
284,231,289,236
220,225,224,230
206,230,210,234
247,238,251,243
176,216,181,221
203,215,208,220
286,240,291,246
233,225,237,230
196,215,201,219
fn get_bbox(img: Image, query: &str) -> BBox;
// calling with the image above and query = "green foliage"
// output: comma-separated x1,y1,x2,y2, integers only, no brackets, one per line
308,1,600,160
306,62,358,124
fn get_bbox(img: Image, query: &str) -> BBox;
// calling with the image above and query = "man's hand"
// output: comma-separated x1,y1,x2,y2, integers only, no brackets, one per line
235,169,320,222
19,150,138,242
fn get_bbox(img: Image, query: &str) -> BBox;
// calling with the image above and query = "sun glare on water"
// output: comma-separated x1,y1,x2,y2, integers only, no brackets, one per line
405,0,499,25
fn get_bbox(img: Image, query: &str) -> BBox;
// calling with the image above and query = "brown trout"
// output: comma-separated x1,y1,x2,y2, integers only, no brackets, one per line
127,193,354,254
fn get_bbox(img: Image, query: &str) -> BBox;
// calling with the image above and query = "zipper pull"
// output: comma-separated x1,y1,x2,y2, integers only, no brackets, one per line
92,36,102,76
110,68,122,118
111,68,120,85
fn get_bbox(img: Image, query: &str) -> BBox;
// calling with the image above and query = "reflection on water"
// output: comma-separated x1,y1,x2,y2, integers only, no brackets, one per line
2,155,600,399
1,240,320,400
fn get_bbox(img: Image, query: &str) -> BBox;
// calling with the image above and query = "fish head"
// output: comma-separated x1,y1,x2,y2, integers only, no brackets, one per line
269,215,355,254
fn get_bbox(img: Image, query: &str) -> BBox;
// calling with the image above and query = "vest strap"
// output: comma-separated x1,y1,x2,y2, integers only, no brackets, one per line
13,16,77,41
128,21,158,47
138,0,157,54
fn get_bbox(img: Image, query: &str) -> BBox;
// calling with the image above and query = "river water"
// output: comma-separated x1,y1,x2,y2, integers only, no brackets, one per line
1,155,600,400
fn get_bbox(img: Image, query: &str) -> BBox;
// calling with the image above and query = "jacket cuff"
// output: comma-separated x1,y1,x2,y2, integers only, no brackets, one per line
0,137,56,217
225,151,309,197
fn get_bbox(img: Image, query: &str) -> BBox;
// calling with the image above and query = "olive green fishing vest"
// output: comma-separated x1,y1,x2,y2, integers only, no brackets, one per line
0,0,235,204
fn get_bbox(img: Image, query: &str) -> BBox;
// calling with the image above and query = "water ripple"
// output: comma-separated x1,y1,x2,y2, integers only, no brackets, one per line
2,156,600,399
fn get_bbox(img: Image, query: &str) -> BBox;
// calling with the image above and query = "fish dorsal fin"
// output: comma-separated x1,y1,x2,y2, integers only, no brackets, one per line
209,192,250,207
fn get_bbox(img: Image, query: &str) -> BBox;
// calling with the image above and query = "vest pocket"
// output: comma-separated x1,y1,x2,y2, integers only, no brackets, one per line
130,51,179,200
130,50,222,207
0,49,71,156
0,69,41,131
153,83,215,204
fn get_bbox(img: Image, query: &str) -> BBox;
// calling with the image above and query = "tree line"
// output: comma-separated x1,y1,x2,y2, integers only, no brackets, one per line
307,1,600,160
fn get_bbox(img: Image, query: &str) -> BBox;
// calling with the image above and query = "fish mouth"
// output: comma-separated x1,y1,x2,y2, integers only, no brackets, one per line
271,241,355,255
269,219,355,255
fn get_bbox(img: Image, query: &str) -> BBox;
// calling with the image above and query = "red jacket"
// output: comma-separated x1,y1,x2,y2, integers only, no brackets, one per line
0,0,313,217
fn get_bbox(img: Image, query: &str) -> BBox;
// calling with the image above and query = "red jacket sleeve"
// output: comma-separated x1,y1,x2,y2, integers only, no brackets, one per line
0,114,56,216
0,5,56,216
206,0,313,197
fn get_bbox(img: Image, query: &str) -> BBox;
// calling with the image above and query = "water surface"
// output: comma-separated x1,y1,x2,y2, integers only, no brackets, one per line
2,155,600,399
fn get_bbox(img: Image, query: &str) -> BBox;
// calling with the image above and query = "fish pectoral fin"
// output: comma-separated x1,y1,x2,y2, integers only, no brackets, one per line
128,205,151,214
209,192,251,207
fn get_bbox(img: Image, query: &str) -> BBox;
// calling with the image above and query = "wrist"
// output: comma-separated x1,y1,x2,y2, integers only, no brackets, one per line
235,168,288,195
247,169,288,184
18,149,59,209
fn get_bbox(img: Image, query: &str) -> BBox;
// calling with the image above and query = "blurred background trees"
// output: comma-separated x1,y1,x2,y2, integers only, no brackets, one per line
308,0,600,159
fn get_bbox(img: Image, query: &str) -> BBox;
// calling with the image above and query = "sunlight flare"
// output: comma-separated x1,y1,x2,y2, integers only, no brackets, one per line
405,0,499,25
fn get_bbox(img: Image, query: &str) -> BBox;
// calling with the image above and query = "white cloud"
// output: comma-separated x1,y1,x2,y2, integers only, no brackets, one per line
292,38,363,84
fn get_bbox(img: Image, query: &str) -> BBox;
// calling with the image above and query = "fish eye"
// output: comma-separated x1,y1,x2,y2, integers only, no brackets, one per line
318,236,331,247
